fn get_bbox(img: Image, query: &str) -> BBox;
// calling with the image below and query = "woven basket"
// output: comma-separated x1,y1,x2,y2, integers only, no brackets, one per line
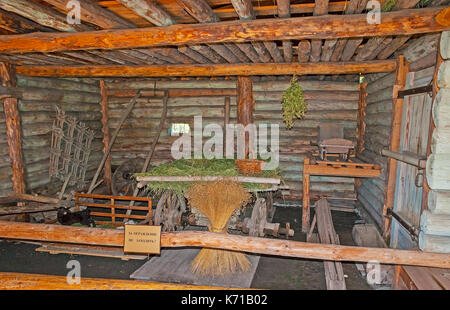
235,159,264,175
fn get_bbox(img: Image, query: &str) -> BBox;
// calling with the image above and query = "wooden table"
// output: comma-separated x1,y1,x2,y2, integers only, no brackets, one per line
301,158,381,232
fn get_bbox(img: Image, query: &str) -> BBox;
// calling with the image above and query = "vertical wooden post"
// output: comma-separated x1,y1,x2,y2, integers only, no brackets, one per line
302,157,311,232
236,76,254,158
382,55,409,244
223,96,230,154
0,63,25,194
99,80,112,194
356,81,367,154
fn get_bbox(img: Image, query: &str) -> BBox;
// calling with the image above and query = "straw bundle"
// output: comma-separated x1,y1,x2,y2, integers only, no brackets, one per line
185,181,252,277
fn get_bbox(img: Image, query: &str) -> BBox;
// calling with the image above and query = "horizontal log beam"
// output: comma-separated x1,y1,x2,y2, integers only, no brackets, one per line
16,60,397,77
0,272,230,290
0,7,447,54
0,221,449,269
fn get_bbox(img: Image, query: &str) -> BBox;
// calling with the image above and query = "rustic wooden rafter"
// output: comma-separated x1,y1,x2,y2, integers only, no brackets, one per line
276,0,293,63
15,60,397,77
355,0,422,61
0,7,446,55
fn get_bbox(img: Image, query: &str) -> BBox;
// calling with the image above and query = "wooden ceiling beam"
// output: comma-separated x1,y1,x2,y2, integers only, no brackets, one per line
310,0,329,62
355,0,422,61
178,0,242,63
214,1,347,19
232,0,281,63
0,7,109,65
0,0,90,32
41,0,136,29
16,60,397,77
0,0,138,65
0,9,53,33
116,1,208,64
277,0,293,63
116,0,176,27
0,7,447,55
42,0,181,65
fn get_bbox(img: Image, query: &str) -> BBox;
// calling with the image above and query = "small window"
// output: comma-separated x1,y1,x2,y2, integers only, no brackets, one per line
169,123,190,136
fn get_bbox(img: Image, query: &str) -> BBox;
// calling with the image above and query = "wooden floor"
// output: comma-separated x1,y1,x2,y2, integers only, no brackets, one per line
130,248,260,288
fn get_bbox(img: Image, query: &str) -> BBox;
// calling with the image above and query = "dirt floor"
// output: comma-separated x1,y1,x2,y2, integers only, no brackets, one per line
0,205,371,290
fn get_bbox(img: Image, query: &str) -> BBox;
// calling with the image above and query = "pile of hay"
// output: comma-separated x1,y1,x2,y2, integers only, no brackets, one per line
185,181,252,277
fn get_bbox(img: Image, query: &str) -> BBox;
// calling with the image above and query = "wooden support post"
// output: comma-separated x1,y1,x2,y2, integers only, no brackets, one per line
88,91,141,194
237,76,254,158
382,55,409,244
302,157,311,232
224,96,230,150
99,80,112,194
0,63,25,194
357,81,367,154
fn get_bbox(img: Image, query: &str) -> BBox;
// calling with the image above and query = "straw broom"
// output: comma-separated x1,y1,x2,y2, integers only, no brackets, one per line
185,181,252,277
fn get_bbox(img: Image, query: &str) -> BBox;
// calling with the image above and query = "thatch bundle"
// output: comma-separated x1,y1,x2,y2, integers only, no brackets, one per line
185,181,252,277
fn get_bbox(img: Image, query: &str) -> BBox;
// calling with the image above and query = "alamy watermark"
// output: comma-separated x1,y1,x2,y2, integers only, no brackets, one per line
66,259,81,285
170,116,280,170
367,0,382,25
66,0,81,25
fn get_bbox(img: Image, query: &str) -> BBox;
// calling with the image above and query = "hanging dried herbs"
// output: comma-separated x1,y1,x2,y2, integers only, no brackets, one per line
281,76,307,129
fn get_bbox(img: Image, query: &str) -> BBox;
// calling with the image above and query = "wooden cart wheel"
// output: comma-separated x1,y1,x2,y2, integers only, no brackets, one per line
248,198,267,237
111,158,153,196
153,191,186,232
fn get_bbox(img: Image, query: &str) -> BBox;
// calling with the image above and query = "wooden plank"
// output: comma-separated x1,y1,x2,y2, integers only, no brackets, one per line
0,272,230,290
304,165,381,178
16,60,397,77
302,158,311,232
315,198,346,290
130,248,260,288
1,63,25,194
36,243,148,260
382,55,409,244
136,176,280,184
0,7,448,54
2,221,450,268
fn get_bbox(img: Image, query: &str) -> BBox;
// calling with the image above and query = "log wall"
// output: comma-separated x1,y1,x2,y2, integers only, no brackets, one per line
0,76,104,195
421,31,450,253
357,34,440,234
104,78,359,199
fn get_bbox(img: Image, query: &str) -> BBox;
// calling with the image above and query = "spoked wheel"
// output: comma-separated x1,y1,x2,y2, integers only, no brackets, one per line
153,191,187,232
111,158,153,196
